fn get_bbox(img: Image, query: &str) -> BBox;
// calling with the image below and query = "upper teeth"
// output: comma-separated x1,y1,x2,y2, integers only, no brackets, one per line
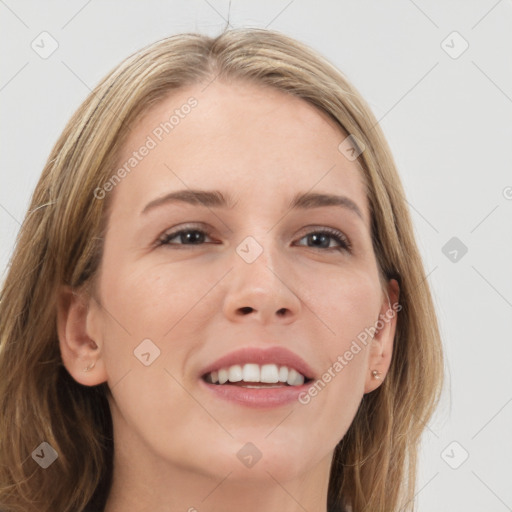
206,364,305,386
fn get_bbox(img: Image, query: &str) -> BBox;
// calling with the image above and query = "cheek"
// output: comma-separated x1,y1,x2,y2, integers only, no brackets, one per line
106,362,227,472
304,263,382,344
301,265,380,396
99,257,216,338
95,257,222,391
95,260,219,455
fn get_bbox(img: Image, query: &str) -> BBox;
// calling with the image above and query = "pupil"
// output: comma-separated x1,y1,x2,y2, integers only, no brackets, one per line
310,233,329,248
183,231,204,244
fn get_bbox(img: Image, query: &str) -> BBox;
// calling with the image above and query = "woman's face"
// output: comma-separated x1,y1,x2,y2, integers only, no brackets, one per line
62,80,398,485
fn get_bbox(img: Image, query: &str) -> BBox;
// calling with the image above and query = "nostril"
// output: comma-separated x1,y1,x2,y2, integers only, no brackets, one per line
277,308,287,316
239,306,253,314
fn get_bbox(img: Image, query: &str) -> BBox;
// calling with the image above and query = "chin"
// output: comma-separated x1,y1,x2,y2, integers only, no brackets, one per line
192,431,323,483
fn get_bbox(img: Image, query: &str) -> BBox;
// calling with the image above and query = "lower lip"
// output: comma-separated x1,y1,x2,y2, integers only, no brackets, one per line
199,379,311,408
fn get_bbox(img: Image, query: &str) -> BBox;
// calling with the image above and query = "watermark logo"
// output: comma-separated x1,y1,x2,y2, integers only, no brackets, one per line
32,441,58,469
338,134,365,161
236,236,264,264
133,338,161,366
236,442,262,468
441,441,469,469
31,31,59,59
442,236,468,263
441,31,469,60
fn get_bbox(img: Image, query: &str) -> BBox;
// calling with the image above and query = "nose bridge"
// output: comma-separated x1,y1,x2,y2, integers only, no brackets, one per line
222,233,301,323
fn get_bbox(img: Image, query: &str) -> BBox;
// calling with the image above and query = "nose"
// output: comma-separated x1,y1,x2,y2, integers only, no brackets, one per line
222,242,302,325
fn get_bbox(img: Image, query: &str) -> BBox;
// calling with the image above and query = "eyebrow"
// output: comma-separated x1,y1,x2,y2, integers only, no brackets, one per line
289,191,364,220
141,189,364,220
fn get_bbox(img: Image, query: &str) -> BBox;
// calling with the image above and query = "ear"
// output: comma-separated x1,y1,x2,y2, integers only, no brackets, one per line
364,278,400,393
56,285,108,386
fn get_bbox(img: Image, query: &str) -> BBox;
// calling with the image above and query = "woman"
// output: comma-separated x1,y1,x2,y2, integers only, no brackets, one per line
0,28,443,512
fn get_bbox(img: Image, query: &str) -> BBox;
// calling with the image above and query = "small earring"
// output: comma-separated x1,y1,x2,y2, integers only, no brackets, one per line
371,369,381,380
83,362,96,372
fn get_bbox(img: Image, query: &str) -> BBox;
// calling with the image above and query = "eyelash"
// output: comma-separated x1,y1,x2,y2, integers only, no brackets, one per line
156,225,352,253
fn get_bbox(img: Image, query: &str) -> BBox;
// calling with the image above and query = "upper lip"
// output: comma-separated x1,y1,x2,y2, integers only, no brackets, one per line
200,346,315,380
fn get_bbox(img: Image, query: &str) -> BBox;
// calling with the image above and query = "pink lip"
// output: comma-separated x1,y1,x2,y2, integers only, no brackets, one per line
199,346,315,380
199,378,312,409
198,346,315,409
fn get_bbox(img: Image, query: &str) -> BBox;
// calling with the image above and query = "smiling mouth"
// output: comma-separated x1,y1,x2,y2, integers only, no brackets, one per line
202,363,312,388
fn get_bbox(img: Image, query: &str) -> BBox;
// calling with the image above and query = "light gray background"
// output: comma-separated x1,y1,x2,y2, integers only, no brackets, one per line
1,1,511,510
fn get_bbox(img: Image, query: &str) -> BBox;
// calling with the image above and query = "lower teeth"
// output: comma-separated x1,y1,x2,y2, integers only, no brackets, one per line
211,380,290,388
240,384,285,389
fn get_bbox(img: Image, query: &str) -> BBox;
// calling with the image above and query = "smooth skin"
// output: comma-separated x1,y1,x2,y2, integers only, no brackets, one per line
57,79,399,512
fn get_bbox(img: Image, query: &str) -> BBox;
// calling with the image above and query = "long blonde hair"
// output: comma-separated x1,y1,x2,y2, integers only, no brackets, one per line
0,28,443,511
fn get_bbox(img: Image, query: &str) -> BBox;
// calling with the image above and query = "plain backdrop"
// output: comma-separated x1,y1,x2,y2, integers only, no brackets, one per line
1,1,511,510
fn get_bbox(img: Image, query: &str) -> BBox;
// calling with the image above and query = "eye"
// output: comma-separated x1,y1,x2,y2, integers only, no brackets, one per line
294,227,351,252
156,225,351,252
157,226,215,247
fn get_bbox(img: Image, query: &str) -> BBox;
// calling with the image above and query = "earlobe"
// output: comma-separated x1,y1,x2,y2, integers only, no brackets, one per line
364,278,400,393
56,285,108,386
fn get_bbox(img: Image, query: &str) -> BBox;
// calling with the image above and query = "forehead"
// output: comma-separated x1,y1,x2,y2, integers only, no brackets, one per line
108,79,369,223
